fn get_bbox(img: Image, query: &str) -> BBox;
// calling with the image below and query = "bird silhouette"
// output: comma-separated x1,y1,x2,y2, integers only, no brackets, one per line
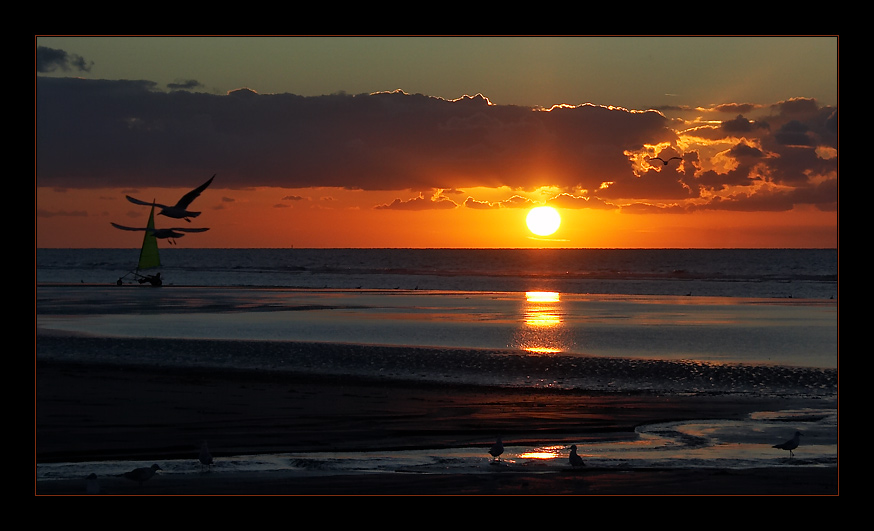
111,223,209,244
126,174,215,222
489,436,504,463
120,464,162,486
773,431,803,457
199,441,214,472
650,156,683,166
569,444,585,468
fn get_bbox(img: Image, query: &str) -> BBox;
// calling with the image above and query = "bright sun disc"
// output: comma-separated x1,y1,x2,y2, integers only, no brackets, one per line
526,206,561,236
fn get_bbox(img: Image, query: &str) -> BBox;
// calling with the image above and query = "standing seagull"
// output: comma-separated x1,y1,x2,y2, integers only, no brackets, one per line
773,431,803,457
489,436,504,463
126,174,215,222
650,156,683,166
121,464,162,486
569,444,585,468
199,441,214,472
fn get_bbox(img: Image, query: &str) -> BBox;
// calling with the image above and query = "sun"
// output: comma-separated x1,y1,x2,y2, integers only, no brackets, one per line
526,206,561,236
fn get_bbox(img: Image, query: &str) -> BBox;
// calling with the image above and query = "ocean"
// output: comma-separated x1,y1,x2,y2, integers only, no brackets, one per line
37,247,837,299
37,247,838,376
36,248,839,480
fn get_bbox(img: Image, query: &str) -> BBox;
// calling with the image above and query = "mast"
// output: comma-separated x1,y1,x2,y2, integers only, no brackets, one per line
136,202,161,275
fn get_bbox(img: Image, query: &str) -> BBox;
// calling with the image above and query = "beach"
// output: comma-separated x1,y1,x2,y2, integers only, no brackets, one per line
35,332,838,495
35,350,838,495
35,280,838,495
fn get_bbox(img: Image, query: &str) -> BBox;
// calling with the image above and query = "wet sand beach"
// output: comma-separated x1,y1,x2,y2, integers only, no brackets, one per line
35,337,838,495
35,286,838,495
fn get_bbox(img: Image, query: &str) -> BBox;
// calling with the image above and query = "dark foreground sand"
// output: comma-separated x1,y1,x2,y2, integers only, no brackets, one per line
35,346,838,495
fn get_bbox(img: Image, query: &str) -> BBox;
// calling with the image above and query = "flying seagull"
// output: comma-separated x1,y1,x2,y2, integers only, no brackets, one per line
569,444,585,468
199,441,215,472
126,174,215,222
489,436,504,463
650,156,683,166
773,431,803,457
120,464,162,486
111,223,209,244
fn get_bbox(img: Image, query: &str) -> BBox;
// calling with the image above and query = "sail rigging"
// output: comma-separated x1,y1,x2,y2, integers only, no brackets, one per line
137,203,161,271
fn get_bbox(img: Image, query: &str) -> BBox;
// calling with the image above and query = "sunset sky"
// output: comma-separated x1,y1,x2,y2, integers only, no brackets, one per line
35,36,838,249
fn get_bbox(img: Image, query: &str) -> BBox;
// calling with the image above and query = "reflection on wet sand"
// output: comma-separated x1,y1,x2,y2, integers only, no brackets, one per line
514,292,570,354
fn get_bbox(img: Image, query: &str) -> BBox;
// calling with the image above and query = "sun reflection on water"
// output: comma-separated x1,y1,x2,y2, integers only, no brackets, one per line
518,447,565,460
513,292,571,354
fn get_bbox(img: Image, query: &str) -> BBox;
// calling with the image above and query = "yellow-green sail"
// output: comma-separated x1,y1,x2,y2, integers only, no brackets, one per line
137,203,161,270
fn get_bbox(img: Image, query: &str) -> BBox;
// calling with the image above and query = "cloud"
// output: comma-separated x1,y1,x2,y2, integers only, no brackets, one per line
35,77,838,214
167,79,205,91
463,197,499,209
463,194,534,209
374,192,458,210
713,103,762,115
547,192,614,210
36,46,93,73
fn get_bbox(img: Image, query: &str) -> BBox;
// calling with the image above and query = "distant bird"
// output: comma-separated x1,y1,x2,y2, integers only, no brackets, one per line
569,444,585,468
121,463,162,486
489,436,504,463
85,473,100,494
650,156,683,166
126,174,215,222
111,223,209,244
199,441,214,472
773,431,803,457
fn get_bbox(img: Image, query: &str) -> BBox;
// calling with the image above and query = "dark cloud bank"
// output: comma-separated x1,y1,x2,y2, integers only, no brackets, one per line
36,76,837,213
36,46,93,74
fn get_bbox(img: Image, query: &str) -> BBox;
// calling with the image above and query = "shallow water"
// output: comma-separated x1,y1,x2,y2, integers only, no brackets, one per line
37,287,838,370
35,407,836,485
36,285,838,487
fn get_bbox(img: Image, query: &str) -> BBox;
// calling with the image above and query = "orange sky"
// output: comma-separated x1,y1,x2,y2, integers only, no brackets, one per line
35,185,837,249
35,37,838,249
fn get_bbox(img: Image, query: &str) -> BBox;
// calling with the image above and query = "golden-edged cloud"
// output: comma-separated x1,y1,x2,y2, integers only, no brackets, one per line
36,77,837,214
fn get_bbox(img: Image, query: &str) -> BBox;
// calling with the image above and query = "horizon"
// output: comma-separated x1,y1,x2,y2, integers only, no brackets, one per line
35,36,838,249
36,245,838,250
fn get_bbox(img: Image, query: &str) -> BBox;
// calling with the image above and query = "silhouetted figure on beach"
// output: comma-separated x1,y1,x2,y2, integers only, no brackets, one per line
85,473,100,494
489,436,504,463
569,444,585,468
125,174,216,222
121,464,162,486
773,431,803,457
199,441,214,472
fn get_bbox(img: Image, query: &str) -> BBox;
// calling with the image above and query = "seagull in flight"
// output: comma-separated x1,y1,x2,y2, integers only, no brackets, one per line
773,431,803,457
650,156,683,166
120,464,162,486
126,174,215,222
199,441,215,472
489,436,504,463
569,444,585,468
111,223,209,244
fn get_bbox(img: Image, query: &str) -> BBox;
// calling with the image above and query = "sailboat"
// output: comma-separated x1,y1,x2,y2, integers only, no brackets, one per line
116,202,163,286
